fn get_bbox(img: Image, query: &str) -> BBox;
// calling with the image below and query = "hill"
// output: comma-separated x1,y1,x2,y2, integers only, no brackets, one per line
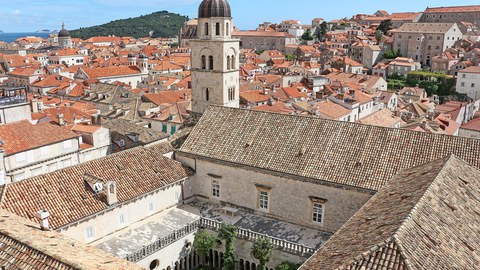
70,11,188,39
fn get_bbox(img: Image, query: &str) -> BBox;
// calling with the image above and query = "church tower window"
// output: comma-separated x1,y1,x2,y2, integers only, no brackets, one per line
205,23,209,36
201,55,206,69
226,22,230,35
209,56,214,70
216,23,221,36
205,88,210,101
227,56,231,70
231,55,236,69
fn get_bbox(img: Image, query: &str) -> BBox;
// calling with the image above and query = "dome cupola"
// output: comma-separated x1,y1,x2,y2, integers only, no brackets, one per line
198,0,232,18
58,22,71,38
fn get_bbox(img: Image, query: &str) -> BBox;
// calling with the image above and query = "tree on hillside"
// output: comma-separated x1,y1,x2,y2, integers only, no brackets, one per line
376,19,393,34
301,28,314,41
375,30,384,44
316,21,328,41
252,238,274,270
384,48,401,59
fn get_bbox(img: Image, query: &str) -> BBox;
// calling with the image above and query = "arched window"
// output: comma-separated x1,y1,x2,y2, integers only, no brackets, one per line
205,88,210,101
205,23,209,36
226,22,230,35
216,23,220,36
209,56,214,70
231,55,236,70
201,55,206,69
226,56,231,70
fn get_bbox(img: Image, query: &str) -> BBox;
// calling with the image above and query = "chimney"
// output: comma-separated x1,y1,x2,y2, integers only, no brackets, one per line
35,210,50,231
91,114,101,125
31,99,43,113
106,181,118,206
58,113,65,126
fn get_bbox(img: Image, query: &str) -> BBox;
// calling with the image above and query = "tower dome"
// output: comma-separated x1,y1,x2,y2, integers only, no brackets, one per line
198,0,232,18
58,22,71,37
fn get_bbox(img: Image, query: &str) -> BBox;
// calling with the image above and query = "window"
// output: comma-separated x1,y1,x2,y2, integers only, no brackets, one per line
231,56,236,69
209,56,214,70
227,56,231,70
170,126,176,135
12,172,24,182
31,167,42,177
228,87,235,101
63,140,73,149
462,74,466,78
226,22,230,35
461,82,465,87
15,152,26,163
85,226,95,240
216,22,220,36
205,88,210,101
212,180,220,197
205,22,209,36
40,146,49,156
148,202,154,213
201,55,206,69
62,158,72,168
259,190,269,210
312,203,324,223
162,124,167,133
118,213,126,226
472,83,476,88
47,163,57,172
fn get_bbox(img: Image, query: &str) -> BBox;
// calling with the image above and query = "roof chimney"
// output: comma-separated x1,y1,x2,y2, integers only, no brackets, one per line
106,181,118,206
58,113,65,126
35,210,50,231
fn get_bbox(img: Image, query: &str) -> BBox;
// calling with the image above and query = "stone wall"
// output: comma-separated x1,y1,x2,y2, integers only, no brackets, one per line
177,154,373,233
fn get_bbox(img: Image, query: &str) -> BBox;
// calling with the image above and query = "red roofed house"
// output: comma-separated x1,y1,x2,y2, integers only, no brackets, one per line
0,120,81,183
75,66,147,88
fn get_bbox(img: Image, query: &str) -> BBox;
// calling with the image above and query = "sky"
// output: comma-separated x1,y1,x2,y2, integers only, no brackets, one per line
0,0,479,33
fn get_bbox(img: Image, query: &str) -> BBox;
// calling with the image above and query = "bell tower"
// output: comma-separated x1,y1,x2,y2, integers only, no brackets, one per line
191,0,240,114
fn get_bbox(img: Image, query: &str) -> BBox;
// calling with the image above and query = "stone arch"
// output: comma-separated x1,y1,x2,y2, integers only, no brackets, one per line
246,261,251,270
201,55,206,69
209,55,214,70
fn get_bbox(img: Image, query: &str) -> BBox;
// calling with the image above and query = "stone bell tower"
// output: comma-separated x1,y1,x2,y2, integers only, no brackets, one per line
191,0,240,114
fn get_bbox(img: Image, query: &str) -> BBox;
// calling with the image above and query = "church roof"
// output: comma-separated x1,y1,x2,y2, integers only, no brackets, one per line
300,155,480,270
198,0,232,18
178,106,480,191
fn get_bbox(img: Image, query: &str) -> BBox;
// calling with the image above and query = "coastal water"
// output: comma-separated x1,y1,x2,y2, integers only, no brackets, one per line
0,33,51,43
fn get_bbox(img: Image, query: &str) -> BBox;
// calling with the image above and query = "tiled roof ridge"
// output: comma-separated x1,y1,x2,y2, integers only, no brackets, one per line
185,106,476,152
0,229,77,269
392,154,462,268
334,237,408,270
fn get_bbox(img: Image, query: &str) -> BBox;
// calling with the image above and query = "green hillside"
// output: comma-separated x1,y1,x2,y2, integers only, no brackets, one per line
70,11,188,39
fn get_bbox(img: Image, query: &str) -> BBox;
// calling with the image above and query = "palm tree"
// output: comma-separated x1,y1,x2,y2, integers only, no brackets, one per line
252,238,273,270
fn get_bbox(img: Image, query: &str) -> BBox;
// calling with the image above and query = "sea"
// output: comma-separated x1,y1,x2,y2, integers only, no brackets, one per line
0,32,51,43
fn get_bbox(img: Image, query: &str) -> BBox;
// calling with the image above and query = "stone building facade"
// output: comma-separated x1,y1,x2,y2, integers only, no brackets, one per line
232,31,297,53
419,5,480,26
393,23,462,66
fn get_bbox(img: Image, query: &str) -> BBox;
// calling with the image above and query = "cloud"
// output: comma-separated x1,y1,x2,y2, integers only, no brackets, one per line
12,10,21,15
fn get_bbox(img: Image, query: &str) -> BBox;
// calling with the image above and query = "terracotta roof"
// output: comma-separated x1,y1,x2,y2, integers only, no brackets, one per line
143,90,191,106
424,5,480,13
81,66,141,79
240,90,271,104
179,106,480,191
232,31,295,38
395,23,456,34
359,108,404,128
300,155,480,270
461,116,480,131
459,66,480,74
0,147,193,229
0,121,79,155
0,210,142,270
